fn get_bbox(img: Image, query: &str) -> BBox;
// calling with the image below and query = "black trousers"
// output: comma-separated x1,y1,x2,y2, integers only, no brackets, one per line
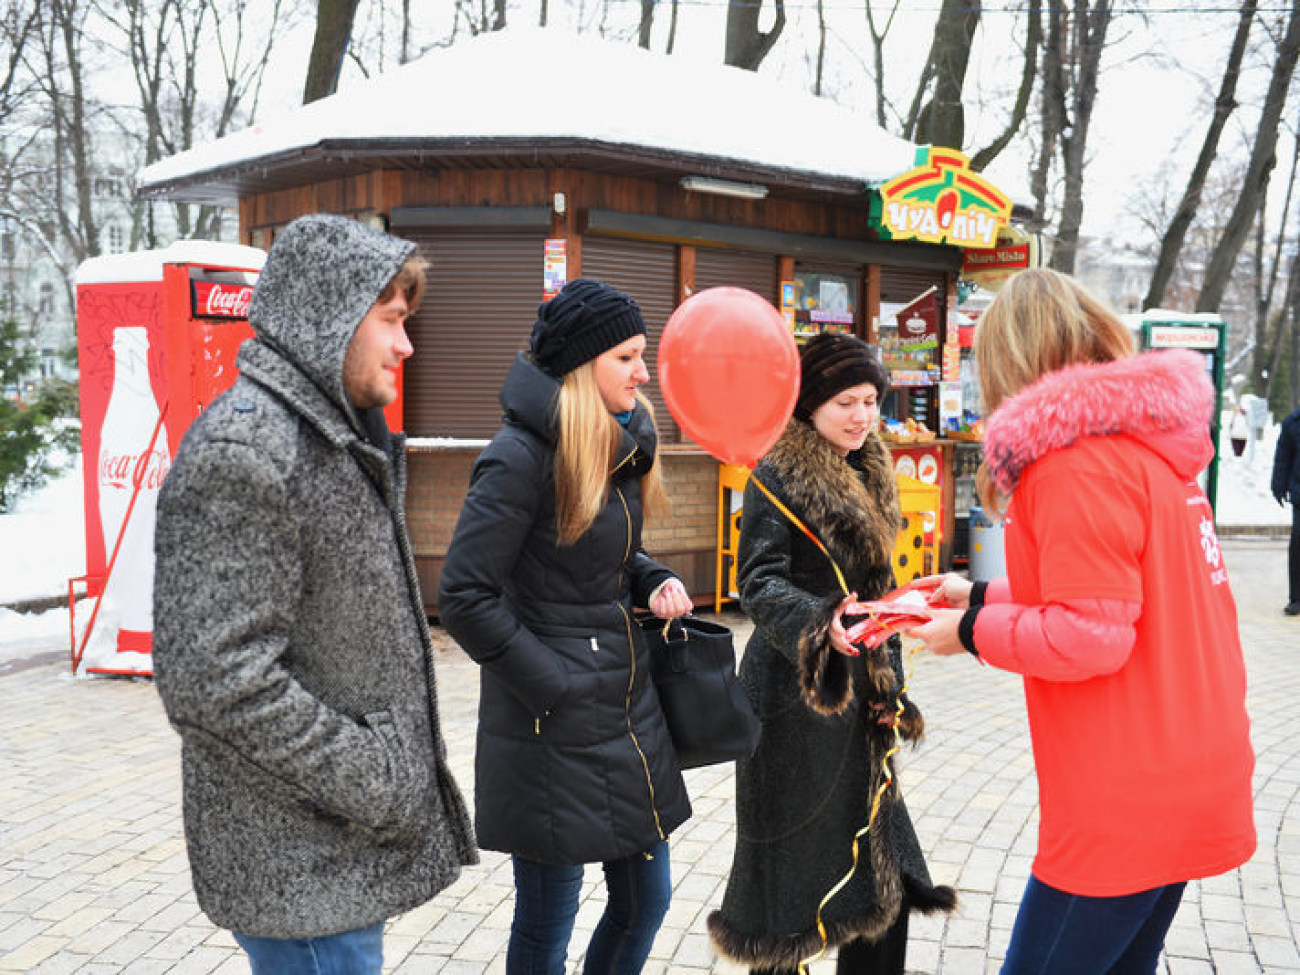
1290,504,1300,604
749,904,909,975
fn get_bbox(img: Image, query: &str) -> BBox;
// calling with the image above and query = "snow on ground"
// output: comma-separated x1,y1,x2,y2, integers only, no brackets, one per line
0,416,1291,664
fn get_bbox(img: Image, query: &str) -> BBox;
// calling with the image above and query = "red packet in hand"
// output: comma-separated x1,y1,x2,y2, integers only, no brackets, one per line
842,589,934,648
889,576,950,608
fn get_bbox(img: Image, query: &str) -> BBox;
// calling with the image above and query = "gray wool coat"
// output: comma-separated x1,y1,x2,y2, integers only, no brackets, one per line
708,420,955,970
152,214,477,940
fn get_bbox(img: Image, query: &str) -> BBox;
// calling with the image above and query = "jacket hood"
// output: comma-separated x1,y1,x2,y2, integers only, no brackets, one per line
499,352,658,475
246,214,416,423
984,348,1214,494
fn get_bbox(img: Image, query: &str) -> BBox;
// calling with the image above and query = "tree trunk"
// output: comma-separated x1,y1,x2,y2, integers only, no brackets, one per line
724,0,785,70
1048,0,1112,276
814,0,827,96
1143,0,1255,310
1028,3,1065,236
865,2,902,130
1197,0,1300,312
639,0,654,48
303,0,360,104
913,0,981,150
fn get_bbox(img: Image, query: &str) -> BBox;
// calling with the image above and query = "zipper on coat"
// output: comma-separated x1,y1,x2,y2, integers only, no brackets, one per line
615,485,665,842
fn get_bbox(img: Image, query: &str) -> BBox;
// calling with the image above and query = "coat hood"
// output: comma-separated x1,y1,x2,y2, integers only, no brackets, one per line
499,352,658,476
983,349,1214,495
245,214,416,422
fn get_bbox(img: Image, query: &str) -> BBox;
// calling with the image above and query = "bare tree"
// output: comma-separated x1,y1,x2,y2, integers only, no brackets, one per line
813,0,826,96
638,0,653,49
1252,132,1298,393
1045,0,1113,275
864,2,902,130
32,0,98,266
303,0,359,103
1144,1,1256,310
1198,0,1300,312
969,0,1040,172
724,0,785,71
907,0,981,149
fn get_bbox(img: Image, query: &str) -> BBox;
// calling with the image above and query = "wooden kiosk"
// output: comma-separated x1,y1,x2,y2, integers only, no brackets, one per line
138,32,1019,612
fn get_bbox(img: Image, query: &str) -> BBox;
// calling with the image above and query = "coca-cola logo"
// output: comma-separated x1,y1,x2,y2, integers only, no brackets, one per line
193,281,254,319
100,449,170,491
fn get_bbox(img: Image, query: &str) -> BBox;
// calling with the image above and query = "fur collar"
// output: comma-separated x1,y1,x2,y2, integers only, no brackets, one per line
758,418,901,578
984,349,1214,494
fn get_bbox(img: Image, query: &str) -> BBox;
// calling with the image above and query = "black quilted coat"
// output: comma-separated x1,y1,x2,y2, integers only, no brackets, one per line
438,354,691,865
708,420,956,970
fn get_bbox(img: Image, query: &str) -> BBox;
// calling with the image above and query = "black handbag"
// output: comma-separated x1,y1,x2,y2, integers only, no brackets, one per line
640,614,761,769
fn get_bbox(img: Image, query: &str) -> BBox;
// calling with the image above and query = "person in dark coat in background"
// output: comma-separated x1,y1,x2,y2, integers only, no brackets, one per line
1271,405,1300,615
709,333,956,975
438,278,694,975
153,214,478,975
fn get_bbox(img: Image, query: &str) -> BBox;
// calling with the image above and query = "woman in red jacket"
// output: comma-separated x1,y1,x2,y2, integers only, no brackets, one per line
908,268,1255,973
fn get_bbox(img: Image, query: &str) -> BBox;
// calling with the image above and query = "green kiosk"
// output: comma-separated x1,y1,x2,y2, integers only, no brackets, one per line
1137,311,1228,515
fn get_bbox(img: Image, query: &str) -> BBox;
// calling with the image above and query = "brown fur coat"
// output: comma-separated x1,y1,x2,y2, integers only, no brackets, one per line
708,419,955,969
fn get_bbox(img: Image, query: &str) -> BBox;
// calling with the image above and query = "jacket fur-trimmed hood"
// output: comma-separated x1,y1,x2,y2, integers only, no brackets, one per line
984,349,1214,495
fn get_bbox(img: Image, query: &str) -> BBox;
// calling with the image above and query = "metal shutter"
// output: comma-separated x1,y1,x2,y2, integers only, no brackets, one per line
694,248,778,303
402,231,544,438
580,237,680,441
881,266,945,305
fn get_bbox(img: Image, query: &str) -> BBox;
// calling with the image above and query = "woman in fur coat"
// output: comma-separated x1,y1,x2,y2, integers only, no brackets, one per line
909,269,1256,973
709,333,956,975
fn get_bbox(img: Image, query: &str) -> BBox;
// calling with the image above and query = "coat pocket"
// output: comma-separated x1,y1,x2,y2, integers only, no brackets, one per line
358,708,431,833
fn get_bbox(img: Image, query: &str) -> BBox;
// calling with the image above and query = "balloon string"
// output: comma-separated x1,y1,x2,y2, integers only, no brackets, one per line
747,472,918,973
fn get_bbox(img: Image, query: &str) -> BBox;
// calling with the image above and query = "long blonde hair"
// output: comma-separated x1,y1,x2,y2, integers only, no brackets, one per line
974,268,1134,513
554,361,668,546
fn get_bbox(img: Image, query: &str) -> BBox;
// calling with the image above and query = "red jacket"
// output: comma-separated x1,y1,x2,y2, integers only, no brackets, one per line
971,349,1255,896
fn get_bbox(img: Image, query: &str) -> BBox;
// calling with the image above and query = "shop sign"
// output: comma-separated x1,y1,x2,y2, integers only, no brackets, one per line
1147,325,1219,350
878,147,1012,249
962,224,1038,291
191,280,254,319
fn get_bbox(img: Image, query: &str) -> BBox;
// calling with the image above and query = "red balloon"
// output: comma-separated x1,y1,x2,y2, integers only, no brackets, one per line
658,287,800,468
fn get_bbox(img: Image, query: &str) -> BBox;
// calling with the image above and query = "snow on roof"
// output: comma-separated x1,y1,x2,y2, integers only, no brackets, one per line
137,28,920,194
76,241,266,285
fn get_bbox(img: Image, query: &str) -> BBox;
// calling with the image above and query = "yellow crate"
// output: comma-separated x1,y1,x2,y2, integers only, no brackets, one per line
893,475,941,585
715,464,750,612
716,468,942,606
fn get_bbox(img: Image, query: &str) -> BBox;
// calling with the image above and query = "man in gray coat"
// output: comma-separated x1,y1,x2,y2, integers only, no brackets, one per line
153,213,477,974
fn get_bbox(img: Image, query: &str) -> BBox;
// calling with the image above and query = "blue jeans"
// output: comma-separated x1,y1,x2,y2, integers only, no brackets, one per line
1002,875,1187,974
233,922,383,975
509,839,672,975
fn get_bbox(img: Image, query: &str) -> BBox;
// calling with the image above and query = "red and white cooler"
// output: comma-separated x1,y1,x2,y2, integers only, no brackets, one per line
73,241,266,676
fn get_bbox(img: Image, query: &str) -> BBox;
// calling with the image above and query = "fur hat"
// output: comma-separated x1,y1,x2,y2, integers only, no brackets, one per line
793,332,887,422
530,278,646,377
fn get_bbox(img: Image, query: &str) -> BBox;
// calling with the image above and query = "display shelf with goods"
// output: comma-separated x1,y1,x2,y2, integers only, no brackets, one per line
790,267,858,341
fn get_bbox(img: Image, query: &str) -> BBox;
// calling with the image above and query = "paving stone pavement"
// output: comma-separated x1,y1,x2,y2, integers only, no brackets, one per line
2,538,1298,974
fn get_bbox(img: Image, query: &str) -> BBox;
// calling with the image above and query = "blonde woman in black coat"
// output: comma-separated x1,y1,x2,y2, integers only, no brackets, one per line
708,333,955,975
439,279,693,975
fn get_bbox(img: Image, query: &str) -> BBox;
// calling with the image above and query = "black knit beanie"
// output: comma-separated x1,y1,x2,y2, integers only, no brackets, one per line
530,278,646,377
794,332,888,422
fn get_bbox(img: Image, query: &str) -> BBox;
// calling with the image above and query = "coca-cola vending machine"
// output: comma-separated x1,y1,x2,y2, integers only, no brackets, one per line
73,241,266,676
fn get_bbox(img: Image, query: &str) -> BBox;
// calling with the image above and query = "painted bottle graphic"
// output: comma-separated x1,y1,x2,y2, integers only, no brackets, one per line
97,326,170,656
